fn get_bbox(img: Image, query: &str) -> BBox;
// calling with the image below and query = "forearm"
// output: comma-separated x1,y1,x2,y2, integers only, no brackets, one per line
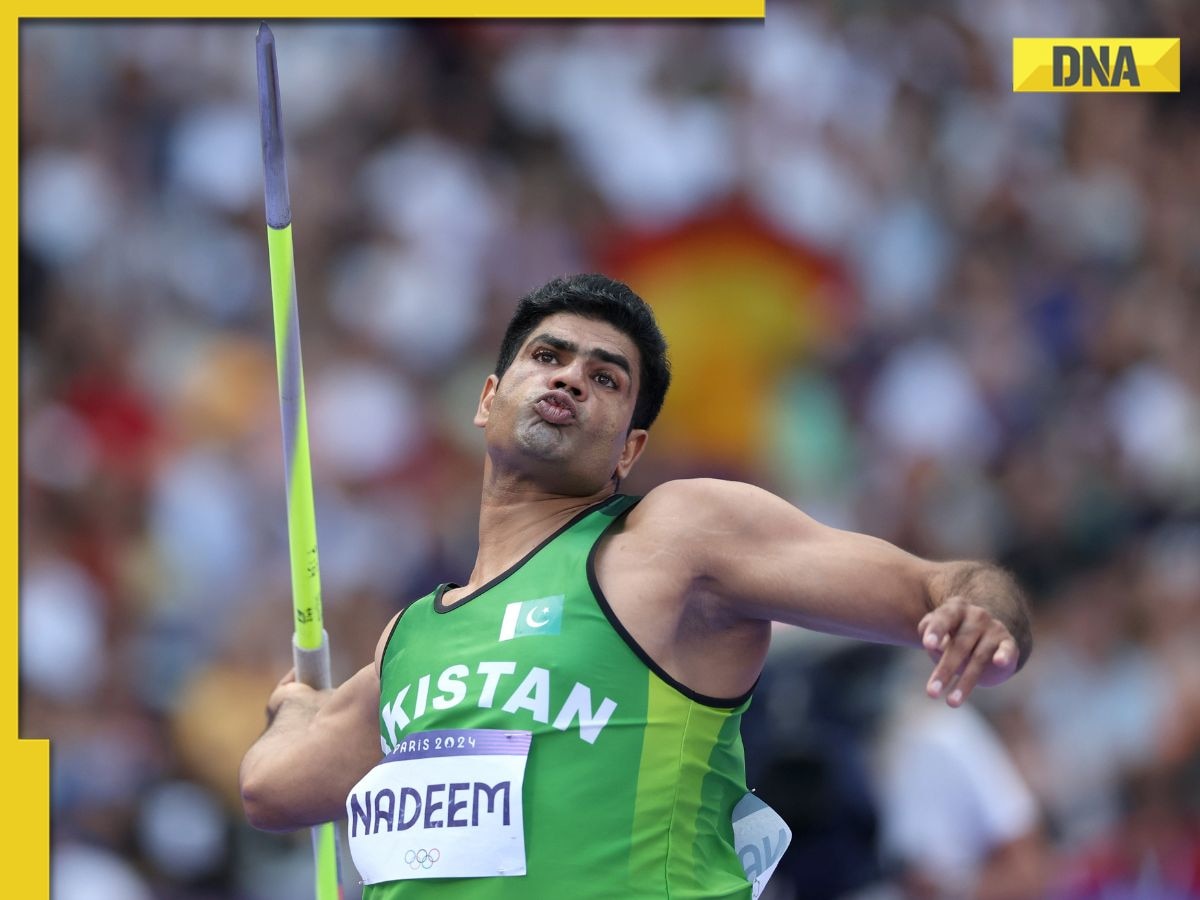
927,562,1033,670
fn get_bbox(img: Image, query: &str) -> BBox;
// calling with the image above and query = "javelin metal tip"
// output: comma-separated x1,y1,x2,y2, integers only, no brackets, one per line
255,21,291,229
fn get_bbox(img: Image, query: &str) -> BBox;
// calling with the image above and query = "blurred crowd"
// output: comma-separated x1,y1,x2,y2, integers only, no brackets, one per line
18,3,1200,898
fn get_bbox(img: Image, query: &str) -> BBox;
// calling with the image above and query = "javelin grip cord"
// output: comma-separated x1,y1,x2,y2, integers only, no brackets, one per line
294,631,333,691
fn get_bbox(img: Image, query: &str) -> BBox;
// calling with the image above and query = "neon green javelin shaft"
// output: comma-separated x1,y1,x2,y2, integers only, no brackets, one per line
265,225,324,651
266,216,340,900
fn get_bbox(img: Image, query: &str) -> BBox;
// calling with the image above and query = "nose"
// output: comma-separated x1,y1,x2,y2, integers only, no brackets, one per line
551,360,587,399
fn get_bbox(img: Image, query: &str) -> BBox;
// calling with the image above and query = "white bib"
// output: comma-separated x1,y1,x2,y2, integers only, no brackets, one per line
733,792,792,899
346,729,530,883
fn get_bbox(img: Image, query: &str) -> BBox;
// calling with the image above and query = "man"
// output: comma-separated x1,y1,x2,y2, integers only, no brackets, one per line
239,274,1032,898
875,655,1048,899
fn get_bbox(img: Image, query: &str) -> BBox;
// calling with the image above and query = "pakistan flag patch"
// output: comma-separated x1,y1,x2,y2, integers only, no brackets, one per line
499,595,564,641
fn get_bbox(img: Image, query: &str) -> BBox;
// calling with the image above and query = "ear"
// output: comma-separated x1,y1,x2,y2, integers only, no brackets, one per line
614,428,649,481
473,374,500,428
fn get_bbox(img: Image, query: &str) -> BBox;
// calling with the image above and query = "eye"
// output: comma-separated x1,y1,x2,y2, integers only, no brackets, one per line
532,349,557,364
594,371,618,389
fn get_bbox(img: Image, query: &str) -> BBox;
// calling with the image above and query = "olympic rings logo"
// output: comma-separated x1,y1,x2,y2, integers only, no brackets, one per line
405,848,441,870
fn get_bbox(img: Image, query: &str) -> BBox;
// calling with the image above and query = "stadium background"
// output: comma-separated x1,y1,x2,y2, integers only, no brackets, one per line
18,6,1200,898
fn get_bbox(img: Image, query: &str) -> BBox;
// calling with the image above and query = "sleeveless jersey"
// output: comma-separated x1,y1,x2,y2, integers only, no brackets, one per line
357,494,755,899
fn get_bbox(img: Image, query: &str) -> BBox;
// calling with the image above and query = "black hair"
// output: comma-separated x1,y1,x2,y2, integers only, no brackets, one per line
494,274,671,431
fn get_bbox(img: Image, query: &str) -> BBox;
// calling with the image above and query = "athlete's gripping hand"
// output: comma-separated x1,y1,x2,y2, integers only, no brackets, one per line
918,596,1021,707
265,667,329,724
243,662,382,831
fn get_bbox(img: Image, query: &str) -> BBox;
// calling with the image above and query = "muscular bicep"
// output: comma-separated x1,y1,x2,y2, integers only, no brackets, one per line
654,479,937,646
314,663,384,750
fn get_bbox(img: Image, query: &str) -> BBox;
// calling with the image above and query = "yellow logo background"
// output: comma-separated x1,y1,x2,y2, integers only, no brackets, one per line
1013,38,1180,92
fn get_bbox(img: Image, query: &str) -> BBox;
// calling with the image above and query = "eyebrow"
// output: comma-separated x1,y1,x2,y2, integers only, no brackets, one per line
530,333,633,381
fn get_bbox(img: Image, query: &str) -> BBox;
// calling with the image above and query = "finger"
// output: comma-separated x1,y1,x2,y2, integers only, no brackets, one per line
946,632,1004,706
926,613,985,698
265,672,301,718
992,637,1018,671
920,619,947,653
924,603,973,693
971,636,1022,689
942,671,963,705
918,611,941,650
920,599,965,652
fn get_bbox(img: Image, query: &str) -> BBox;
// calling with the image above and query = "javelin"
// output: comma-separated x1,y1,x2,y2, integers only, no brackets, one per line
255,23,342,900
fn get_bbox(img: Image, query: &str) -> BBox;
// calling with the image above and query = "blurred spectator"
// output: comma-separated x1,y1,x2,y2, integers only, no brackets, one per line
873,657,1049,900
1017,564,1175,848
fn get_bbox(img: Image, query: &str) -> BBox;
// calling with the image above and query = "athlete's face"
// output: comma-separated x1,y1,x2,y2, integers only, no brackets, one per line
474,313,649,494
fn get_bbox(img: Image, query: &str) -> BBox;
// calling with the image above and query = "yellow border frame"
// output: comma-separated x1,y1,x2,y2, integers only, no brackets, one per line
20,2,764,16
8,15,51,897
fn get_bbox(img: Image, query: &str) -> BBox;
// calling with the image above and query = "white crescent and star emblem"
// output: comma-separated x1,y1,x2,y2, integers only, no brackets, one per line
499,595,564,641
525,605,552,628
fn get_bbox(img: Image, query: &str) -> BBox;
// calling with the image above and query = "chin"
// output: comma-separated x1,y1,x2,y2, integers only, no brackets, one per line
514,428,572,463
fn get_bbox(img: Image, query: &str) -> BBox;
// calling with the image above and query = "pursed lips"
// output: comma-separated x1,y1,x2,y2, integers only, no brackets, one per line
533,390,577,425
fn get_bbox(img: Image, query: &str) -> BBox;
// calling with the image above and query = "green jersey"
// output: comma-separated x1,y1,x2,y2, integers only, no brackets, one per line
350,495,755,898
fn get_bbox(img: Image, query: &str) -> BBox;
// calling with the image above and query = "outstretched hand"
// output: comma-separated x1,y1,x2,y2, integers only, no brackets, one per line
918,596,1021,707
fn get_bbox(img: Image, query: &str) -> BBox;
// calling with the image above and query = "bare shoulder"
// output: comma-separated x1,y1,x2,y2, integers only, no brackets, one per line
607,478,803,592
637,476,766,511
632,478,815,549
633,478,773,528
601,479,775,698
591,480,734,592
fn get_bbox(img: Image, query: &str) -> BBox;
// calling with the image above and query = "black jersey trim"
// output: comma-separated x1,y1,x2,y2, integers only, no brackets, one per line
434,494,624,614
587,497,757,710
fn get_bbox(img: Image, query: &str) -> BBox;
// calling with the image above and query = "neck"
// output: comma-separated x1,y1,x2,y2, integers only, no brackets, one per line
463,457,615,592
